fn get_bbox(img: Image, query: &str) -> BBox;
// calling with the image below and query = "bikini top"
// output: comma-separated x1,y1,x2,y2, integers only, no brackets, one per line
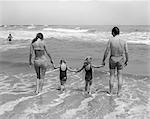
32,38,45,51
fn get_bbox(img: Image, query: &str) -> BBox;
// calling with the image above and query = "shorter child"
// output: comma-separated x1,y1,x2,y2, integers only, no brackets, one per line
55,59,76,91
76,56,104,94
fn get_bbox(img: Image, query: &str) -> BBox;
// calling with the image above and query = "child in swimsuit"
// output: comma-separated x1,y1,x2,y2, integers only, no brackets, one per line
55,59,76,91
76,56,104,94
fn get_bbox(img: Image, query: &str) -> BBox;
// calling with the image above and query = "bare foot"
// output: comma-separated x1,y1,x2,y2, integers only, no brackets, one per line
35,90,39,95
106,92,112,96
117,92,121,97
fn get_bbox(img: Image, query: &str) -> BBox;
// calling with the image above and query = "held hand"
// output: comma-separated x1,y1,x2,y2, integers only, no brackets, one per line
102,61,105,66
54,66,57,69
50,60,55,69
101,64,105,67
51,60,54,64
52,64,56,69
75,70,78,73
124,61,128,67
29,62,32,68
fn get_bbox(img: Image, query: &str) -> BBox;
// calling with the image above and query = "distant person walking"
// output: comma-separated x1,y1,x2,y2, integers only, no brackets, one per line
8,33,13,42
29,33,54,94
102,27,128,96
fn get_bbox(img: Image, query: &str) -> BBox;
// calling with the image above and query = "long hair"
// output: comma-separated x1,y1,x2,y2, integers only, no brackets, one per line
32,33,44,43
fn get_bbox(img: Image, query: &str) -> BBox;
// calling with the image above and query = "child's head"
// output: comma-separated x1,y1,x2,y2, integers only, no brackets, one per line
112,27,120,37
85,56,92,63
60,59,66,64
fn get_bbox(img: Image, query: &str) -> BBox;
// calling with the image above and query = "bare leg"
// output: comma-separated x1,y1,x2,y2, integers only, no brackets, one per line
36,78,40,94
88,80,92,94
40,67,46,92
109,69,115,94
117,69,123,96
87,82,90,94
63,84,66,91
85,81,88,93
34,65,40,94
60,85,63,91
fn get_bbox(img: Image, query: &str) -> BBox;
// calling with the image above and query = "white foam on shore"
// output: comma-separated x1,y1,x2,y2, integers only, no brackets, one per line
104,95,140,119
0,69,60,116
23,90,71,116
20,73,81,117
0,81,55,116
61,93,97,119
0,75,9,81
104,78,150,119
0,95,38,116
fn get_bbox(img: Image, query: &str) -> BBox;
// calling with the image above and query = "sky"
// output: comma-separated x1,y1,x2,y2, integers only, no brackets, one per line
0,0,150,25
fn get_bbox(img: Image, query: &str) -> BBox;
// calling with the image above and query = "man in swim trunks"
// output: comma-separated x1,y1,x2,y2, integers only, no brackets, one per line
102,27,128,96
29,33,54,94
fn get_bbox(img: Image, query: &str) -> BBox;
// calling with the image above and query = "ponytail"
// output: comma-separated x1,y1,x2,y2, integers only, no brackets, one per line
32,33,44,43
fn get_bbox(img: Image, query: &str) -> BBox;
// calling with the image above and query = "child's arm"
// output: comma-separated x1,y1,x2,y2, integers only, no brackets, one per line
76,66,84,73
54,66,60,69
92,64,104,68
67,67,77,72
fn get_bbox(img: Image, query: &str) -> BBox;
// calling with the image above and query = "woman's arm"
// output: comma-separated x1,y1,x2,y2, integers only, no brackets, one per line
44,45,54,64
29,44,33,65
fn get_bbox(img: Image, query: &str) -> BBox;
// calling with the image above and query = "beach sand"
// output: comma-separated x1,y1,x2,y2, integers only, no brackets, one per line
0,37,150,119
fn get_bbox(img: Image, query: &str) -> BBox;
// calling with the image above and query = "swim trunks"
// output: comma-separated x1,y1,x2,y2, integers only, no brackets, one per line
109,56,124,70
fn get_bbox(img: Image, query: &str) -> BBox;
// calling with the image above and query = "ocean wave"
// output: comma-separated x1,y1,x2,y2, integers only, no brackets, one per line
0,27,150,48
27,26,36,29
43,27,89,33
0,43,28,52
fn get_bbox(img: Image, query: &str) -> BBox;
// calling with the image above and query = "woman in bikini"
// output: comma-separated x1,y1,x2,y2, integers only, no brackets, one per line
29,33,54,94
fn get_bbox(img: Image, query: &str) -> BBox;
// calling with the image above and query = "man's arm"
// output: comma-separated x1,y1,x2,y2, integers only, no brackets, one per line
124,41,128,66
102,39,110,65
